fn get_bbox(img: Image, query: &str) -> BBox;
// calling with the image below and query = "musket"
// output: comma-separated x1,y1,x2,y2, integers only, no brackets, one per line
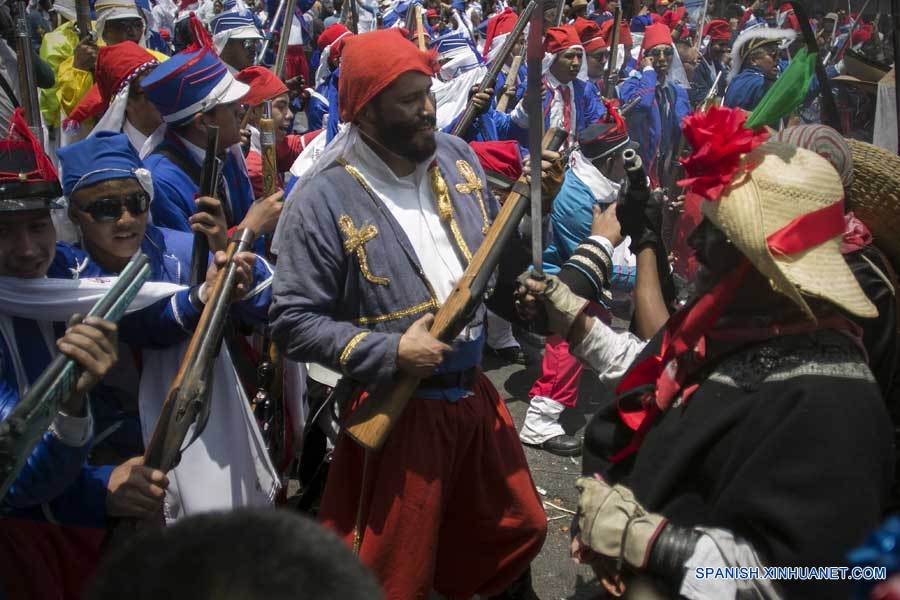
789,0,840,131
0,254,152,501
143,229,257,474
344,128,567,451
495,48,524,113
700,69,722,110
404,2,417,33
257,0,286,64
190,125,220,286
75,0,93,40
693,0,709,50
259,100,278,197
12,0,41,142
603,6,622,96
449,0,536,137
553,0,565,25
824,0,871,64
273,0,299,78
348,0,359,34
414,4,426,50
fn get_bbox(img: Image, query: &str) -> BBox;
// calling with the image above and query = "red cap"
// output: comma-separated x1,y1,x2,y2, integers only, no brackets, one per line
426,8,438,18
851,24,872,45
317,23,351,52
600,18,633,48
662,5,686,27
574,17,607,52
66,41,159,126
481,7,517,60
235,66,289,106
544,25,582,54
339,29,437,123
703,18,731,42
469,140,523,181
641,22,673,50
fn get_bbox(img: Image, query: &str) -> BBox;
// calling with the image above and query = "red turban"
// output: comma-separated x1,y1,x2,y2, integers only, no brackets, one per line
235,66,289,106
317,23,351,51
544,25,582,54
851,24,872,45
338,29,437,123
641,22,673,50
574,17,607,52
600,18,633,48
703,19,731,42
66,41,159,126
482,7,517,59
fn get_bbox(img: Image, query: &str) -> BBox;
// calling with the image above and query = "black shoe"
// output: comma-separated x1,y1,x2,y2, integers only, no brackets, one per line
488,345,528,365
538,434,582,457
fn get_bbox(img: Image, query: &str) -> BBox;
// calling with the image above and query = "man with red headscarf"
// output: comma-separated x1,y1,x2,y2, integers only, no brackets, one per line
506,24,607,147
304,23,353,141
271,29,547,599
574,17,609,97
689,19,731,106
618,22,690,184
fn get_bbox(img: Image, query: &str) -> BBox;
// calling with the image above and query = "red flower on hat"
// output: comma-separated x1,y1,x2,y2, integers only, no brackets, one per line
677,106,768,202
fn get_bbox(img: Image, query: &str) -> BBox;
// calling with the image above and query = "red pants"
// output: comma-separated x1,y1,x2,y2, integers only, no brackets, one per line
320,374,547,599
528,335,582,408
284,44,309,84
0,519,105,600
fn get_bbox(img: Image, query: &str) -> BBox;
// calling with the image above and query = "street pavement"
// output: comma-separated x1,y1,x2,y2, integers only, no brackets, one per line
481,333,615,600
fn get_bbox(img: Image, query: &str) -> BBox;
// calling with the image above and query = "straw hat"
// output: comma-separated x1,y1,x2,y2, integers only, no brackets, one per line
700,140,876,320
845,138,900,271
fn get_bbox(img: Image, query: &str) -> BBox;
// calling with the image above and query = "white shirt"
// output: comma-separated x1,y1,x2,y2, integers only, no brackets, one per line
510,71,578,145
345,138,483,339
124,119,149,154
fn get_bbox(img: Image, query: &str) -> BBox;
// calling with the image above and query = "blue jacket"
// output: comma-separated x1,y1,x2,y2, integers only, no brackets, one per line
49,226,274,460
542,171,636,299
619,67,690,182
144,135,256,237
497,77,607,149
723,65,772,112
689,56,727,107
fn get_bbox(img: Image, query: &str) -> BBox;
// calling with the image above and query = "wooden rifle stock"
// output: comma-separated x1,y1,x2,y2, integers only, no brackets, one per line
144,229,257,473
190,125,219,286
449,0,537,137
495,50,524,113
259,101,278,197
415,4,426,50
344,128,566,451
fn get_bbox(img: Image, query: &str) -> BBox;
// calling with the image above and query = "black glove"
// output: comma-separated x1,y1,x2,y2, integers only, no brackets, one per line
616,183,665,253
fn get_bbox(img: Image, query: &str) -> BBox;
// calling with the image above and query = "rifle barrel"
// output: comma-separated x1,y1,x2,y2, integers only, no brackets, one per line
273,0,299,78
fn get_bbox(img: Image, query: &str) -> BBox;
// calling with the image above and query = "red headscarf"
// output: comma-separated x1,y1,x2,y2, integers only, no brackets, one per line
641,22,673,50
544,25,582,54
703,18,731,42
481,7,517,60
573,17,607,53
338,29,437,123
235,66,289,106
600,18,633,48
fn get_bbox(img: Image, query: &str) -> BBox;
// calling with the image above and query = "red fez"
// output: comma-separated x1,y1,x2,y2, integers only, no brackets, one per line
481,7,517,59
600,18,633,48
469,140,523,181
235,66,289,106
641,22,673,50
544,25,582,54
317,23,351,51
338,29,437,123
66,41,159,126
574,17,607,52
662,5,686,27
703,19,731,42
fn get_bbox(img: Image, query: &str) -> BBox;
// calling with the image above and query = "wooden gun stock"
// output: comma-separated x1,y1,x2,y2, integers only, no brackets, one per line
495,51,524,113
144,229,256,473
345,128,566,451
259,101,278,197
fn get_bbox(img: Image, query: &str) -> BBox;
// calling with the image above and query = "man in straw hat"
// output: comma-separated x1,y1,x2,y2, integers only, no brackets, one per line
519,105,892,598
271,29,547,599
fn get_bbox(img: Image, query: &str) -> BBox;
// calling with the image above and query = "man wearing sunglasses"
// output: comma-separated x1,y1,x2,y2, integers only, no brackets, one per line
574,17,610,98
724,27,795,113
210,11,264,72
688,18,731,107
618,22,690,185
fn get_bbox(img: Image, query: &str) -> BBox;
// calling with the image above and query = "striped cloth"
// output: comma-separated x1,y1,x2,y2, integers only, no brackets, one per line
773,124,854,188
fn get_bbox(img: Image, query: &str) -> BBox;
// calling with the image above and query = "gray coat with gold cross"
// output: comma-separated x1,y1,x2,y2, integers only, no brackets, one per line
271,132,499,385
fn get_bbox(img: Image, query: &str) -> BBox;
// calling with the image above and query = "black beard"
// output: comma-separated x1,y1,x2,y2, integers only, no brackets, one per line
375,114,438,163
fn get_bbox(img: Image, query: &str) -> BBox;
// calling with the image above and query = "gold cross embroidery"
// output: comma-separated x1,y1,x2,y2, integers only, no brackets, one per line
338,215,390,286
455,160,490,234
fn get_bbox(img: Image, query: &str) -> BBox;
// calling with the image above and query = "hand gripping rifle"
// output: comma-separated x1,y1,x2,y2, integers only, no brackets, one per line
344,128,567,451
143,228,256,474
190,125,221,286
0,253,152,501
449,0,536,137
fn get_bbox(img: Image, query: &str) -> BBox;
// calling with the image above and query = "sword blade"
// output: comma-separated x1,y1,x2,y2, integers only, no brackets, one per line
527,3,544,277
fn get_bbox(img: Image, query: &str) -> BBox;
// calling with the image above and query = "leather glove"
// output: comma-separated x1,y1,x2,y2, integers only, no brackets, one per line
533,274,588,338
576,477,668,570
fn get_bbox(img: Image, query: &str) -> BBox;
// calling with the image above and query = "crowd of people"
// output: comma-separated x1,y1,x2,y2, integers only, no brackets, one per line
0,0,898,597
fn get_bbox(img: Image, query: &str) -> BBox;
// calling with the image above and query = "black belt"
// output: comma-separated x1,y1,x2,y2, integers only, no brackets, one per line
419,368,478,390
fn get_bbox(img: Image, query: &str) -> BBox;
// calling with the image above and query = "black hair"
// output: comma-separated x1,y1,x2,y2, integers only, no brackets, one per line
87,509,383,600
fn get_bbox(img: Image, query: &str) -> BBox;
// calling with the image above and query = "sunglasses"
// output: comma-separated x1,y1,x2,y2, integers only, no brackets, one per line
78,192,150,223
648,47,674,58
242,38,261,53
107,18,144,33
